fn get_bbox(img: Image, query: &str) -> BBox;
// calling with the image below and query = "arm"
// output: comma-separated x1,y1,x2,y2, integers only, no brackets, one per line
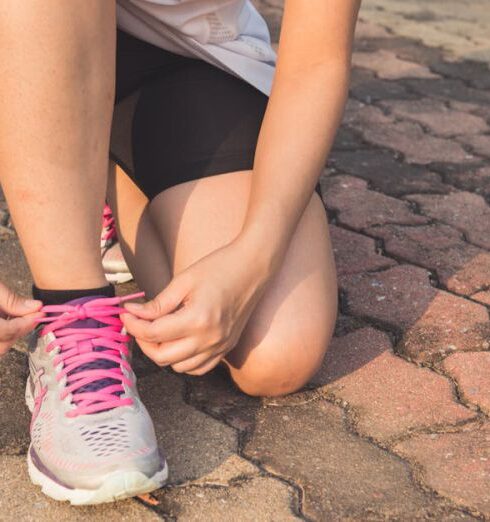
237,0,361,277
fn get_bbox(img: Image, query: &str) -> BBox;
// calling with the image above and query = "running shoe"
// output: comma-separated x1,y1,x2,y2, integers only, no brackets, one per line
101,204,133,284
25,293,167,505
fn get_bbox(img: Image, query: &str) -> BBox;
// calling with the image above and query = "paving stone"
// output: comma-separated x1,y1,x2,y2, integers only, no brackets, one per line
0,210,9,227
352,50,440,80
331,126,366,151
394,425,490,517
329,224,396,276
407,191,490,250
457,134,490,158
442,352,490,415
400,292,490,364
0,455,159,521
330,149,449,196
356,36,444,67
190,454,259,487
321,175,428,230
355,119,473,164
449,100,490,123
244,400,471,521
155,477,301,522
138,371,237,485
430,59,490,90
359,0,490,64
380,98,489,137
443,165,490,197
405,78,490,107
471,290,490,306
186,366,261,433
333,313,366,338
131,342,161,378
340,264,490,363
0,225,14,240
368,223,490,295
311,328,474,442
0,238,32,299
0,350,30,455
354,18,391,39
341,100,473,164
349,67,417,103
342,99,393,129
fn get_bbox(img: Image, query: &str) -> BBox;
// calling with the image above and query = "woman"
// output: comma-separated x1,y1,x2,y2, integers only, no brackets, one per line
0,0,360,504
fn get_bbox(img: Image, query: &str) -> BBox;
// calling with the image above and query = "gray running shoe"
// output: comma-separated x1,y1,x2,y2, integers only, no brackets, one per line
26,293,167,505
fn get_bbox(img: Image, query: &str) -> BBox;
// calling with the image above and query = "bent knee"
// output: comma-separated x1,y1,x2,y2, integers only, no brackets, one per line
228,343,328,398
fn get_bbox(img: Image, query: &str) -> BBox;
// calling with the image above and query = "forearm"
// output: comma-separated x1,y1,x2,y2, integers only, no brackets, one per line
238,63,350,276
235,0,360,279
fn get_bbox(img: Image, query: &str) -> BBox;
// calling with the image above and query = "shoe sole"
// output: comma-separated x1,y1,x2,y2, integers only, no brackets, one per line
25,379,167,505
105,271,134,284
27,447,168,505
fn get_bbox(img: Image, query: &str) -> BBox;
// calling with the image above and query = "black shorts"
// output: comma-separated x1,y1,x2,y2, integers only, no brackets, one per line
111,30,322,200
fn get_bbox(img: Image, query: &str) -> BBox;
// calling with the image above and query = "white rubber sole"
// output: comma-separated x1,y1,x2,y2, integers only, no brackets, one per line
27,447,168,505
105,271,134,284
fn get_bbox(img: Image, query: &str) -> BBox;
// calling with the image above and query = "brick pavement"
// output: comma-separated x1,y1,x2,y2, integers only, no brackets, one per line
1,1,490,520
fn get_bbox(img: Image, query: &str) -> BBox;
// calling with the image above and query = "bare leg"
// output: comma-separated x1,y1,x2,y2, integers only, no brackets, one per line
0,1,116,289
106,162,172,298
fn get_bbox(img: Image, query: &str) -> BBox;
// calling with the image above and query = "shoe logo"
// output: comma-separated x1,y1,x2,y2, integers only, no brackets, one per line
32,368,45,398
30,367,47,432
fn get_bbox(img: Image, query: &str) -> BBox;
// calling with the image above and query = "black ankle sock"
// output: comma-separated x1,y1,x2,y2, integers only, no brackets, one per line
32,284,115,306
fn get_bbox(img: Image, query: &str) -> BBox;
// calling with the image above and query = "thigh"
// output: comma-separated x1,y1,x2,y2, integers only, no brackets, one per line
149,170,338,396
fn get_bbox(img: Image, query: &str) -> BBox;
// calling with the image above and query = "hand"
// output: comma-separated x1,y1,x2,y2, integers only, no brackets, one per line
0,282,43,355
122,239,273,375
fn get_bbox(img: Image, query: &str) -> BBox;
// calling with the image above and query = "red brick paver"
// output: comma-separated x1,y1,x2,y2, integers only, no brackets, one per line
407,191,490,250
341,265,490,363
312,328,475,443
380,98,489,137
368,223,490,295
395,425,490,517
330,225,396,276
353,49,440,80
322,175,428,230
442,352,490,415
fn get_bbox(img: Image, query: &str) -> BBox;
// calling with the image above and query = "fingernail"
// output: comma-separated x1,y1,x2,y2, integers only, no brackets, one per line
23,299,42,309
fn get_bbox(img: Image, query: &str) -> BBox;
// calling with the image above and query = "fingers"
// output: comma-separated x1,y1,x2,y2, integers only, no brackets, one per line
0,313,42,344
137,337,197,367
121,309,191,344
0,283,42,318
136,335,224,376
175,353,223,376
124,276,190,320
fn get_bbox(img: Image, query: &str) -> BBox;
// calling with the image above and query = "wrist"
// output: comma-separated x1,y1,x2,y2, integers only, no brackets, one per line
233,224,290,281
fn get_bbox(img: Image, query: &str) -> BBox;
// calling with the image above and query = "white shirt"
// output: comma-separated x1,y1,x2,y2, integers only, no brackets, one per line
116,0,277,96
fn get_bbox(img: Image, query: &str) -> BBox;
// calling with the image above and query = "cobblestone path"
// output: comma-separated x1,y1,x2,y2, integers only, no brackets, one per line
1,1,489,520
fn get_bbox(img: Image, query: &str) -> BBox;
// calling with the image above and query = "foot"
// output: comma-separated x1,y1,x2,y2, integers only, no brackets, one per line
101,204,133,284
26,293,167,505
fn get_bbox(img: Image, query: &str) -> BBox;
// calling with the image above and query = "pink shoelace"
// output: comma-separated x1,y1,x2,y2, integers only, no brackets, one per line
101,204,117,246
35,292,144,418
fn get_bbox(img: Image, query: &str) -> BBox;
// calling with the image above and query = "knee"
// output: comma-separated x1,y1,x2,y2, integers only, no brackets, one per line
228,341,328,398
